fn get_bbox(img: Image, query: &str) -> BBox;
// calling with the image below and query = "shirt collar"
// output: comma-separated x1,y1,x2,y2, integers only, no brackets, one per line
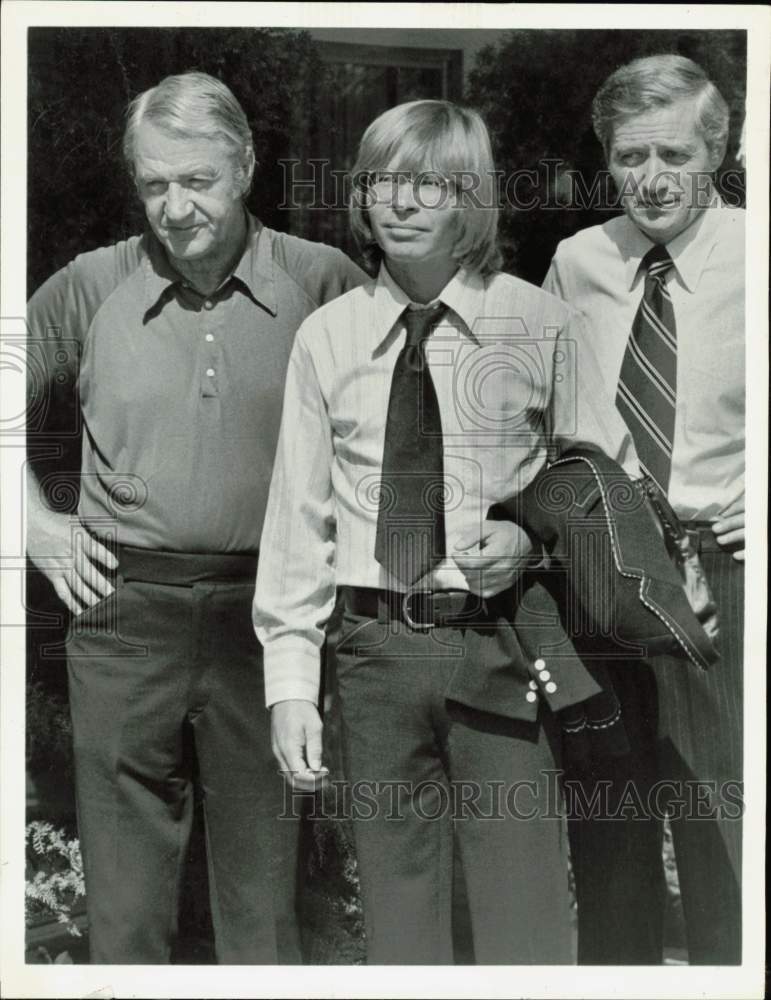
372,262,486,351
621,195,724,294
141,211,277,316
236,214,278,315
141,234,182,314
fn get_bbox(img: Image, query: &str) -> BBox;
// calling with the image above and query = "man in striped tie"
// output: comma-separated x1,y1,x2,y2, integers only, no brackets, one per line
543,54,745,964
616,243,678,494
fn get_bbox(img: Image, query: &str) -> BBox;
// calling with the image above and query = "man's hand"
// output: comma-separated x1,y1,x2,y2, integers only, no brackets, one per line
271,699,329,791
453,520,535,597
712,496,745,562
27,507,117,615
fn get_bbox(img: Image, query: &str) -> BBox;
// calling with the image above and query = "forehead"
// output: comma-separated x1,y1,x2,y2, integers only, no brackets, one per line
133,121,232,174
370,123,473,177
610,99,706,150
381,157,446,175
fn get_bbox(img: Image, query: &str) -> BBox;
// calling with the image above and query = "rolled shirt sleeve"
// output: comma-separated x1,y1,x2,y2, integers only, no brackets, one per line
253,326,337,707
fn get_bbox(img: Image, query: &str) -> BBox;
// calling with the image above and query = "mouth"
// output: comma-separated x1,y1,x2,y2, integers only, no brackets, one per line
384,224,426,234
635,197,681,210
165,224,203,235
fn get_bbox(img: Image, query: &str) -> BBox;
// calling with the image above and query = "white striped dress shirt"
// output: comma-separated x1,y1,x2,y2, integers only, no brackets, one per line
543,203,745,520
254,264,636,707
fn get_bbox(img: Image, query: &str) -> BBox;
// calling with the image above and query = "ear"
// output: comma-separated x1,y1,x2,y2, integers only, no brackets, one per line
708,144,726,173
239,147,256,196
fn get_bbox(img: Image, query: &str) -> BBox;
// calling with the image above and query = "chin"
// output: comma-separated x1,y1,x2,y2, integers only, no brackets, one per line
630,208,695,245
384,242,431,262
165,239,210,262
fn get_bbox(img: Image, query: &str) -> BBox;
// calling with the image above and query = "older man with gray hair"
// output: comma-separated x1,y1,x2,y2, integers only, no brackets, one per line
543,53,744,964
26,70,364,963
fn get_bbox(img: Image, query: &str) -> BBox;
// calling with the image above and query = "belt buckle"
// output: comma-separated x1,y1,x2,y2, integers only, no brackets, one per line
402,590,436,631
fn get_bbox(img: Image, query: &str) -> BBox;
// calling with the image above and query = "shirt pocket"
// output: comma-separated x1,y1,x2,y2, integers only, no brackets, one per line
444,342,550,448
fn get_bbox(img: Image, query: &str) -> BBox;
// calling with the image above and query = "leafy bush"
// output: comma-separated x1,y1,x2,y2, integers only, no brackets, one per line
26,680,73,784
25,821,85,936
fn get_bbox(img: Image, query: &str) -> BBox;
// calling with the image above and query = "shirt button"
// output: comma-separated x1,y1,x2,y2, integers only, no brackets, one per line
529,680,538,691
204,300,214,310
534,658,546,670
206,368,216,377
545,681,557,694
205,333,214,343
526,691,538,704
539,670,551,682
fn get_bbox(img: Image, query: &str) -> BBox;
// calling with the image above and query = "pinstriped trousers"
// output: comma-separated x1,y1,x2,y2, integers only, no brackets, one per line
334,608,574,965
568,544,743,965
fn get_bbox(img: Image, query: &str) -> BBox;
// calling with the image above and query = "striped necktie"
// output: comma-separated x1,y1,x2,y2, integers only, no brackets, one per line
616,245,677,494
374,302,447,586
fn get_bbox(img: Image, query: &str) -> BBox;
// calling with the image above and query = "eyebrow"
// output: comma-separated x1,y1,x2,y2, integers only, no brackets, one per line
137,165,219,181
613,138,698,152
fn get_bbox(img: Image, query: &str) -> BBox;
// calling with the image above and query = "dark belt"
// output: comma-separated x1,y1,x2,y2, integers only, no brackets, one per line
682,521,728,555
117,545,258,585
338,585,517,631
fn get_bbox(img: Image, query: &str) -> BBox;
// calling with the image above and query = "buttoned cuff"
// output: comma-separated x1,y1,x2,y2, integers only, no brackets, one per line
263,639,321,709
524,654,602,713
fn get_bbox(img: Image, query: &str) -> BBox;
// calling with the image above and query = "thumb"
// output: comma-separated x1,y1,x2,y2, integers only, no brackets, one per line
454,527,485,552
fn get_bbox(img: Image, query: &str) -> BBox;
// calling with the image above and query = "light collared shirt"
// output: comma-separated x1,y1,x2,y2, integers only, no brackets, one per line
27,213,365,552
254,264,635,707
543,202,745,520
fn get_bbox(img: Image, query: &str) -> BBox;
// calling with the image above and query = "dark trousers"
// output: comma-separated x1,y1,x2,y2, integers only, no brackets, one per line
65,548,301,964
568,544,743,964
334,606,573,965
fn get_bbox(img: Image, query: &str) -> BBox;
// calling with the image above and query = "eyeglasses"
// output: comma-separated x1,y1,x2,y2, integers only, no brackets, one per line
365,170,456,206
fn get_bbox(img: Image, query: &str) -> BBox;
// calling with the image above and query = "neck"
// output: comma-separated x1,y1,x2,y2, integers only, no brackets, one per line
172,211,247,296
385,257,459,304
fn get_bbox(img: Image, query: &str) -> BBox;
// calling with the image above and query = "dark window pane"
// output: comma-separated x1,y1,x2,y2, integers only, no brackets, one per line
289,51,457,258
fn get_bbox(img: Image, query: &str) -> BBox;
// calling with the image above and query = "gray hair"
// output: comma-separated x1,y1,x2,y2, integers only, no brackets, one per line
592,54,730,165
123,71,255,190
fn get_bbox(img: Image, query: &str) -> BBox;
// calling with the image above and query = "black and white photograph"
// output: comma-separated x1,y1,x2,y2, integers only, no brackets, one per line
1,3,767,998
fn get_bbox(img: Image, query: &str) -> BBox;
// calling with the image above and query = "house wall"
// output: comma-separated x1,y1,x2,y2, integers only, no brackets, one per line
307,27,506,84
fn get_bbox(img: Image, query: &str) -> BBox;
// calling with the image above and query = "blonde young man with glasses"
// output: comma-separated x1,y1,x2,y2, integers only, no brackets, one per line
253,100,637,964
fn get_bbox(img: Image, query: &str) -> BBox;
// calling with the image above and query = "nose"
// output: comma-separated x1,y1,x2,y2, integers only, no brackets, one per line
638,155,675,199
163,183,194,223
391,176,419,213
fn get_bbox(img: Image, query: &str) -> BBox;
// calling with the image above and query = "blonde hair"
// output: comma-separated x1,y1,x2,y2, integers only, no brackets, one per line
123,71,255,192
349,100,501,274
593,54,730,166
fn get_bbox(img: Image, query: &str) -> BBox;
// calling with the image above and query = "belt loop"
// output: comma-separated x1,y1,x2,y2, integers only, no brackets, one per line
376,591,389,626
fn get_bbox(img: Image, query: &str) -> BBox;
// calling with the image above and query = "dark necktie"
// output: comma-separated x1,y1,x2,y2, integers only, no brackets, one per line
616,245,677,494
375,302,448,586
